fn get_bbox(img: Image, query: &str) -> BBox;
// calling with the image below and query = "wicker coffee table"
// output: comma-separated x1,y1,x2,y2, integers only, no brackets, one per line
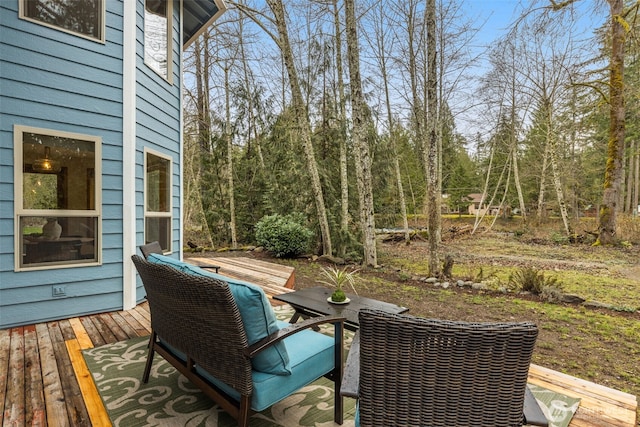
273,286,408,331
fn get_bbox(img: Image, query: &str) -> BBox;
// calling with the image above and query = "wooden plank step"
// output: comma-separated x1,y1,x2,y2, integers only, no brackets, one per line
187,257,296,300
190,257,294,288
35,323,69,427
66,338,111,426
24,325,46,426
528,364,637,427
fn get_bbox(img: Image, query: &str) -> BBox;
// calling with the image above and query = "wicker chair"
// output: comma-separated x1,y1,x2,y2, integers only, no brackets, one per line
342,309,547,427
132,255,345,426
139,241,219,272
139,241,164,259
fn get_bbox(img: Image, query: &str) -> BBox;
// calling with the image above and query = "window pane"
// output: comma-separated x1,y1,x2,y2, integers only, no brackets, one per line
145,217,171,251
23,0,102,40
20,216,98,266
146,154,170,213
23,132,96,210
145,0,169,78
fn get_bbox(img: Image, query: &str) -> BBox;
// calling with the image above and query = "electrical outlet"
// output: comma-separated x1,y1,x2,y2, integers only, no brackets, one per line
52,285,66,297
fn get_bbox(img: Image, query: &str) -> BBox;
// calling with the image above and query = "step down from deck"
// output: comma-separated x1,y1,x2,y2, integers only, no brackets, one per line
187,256,295,302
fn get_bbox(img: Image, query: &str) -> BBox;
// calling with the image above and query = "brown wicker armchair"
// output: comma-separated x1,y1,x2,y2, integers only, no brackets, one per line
139,241,219,272
342,309,547,427
132,255,345,426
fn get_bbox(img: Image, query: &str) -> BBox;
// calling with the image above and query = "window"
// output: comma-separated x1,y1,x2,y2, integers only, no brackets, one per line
144,0,172,80
15,126,101,269
145,151,172,252
20,0,105,42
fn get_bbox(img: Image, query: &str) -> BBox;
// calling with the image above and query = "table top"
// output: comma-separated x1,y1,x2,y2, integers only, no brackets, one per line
273,286,408,330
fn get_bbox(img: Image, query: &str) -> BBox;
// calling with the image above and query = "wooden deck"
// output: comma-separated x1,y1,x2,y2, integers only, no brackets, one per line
0,258,637,426
187,256,296,299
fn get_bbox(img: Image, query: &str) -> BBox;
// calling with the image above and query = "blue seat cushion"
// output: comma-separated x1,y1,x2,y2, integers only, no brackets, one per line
197,320,336,412
146,254,291,375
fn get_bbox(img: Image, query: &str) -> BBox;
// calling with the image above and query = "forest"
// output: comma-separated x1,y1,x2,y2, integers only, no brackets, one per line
180,0,640,273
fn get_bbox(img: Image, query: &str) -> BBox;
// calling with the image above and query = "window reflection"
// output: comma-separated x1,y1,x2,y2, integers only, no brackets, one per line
21,216,98,265
145,152,172,251
19,129,100,268
145,0,170,79
22,0,103,40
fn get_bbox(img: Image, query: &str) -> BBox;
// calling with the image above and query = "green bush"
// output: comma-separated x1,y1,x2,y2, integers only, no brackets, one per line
255,213,314,258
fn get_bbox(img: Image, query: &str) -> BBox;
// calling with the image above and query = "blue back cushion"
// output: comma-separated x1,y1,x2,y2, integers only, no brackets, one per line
146,254,291,375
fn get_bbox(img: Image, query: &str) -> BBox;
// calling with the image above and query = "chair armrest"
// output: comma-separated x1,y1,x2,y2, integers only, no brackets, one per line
340,330,360,398
523,385,549,426
246,315,346,357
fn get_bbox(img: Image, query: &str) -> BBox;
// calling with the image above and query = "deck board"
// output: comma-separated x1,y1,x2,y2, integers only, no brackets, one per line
187,256,296,299
528,364,637,427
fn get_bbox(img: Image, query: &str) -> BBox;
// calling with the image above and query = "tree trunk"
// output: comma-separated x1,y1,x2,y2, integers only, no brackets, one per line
239,15,265,170
625,138,634,213
426,0,440,277
345,0,377,267
536,136,550,221
548,113,572,237
332,0,350,253
634,138,639,215
224,65,238,249
267,0,333,256
598,0,626,245
510,78,526,222
374,2,410,245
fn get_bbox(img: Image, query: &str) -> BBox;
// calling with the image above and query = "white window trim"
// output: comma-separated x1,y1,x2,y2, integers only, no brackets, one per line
144,0,174,84
14,125,102,271
144,148,173,253
18,0,106,44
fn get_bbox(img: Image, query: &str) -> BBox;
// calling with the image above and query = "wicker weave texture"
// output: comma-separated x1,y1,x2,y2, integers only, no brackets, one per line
357,309,538,427
132,255,253,395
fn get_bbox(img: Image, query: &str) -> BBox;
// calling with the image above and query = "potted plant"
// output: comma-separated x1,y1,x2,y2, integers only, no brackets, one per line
319,265,360,304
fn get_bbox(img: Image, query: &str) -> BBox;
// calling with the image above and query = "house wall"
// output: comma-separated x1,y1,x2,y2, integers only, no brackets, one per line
0,0,184,328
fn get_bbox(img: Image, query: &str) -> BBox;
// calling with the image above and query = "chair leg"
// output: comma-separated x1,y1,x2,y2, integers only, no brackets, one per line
334,322,344,424
142,332,157,383
237,395,251,427
334,392,344,425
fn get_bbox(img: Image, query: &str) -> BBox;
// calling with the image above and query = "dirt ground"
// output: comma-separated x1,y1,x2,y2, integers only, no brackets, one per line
188,232,640,413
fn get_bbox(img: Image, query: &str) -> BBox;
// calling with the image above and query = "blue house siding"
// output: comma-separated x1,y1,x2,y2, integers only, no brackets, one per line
0,1,126,328
0,0,225,328
135,0,183,257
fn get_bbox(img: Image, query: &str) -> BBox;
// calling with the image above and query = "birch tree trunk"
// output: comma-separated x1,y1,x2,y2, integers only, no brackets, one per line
332,0,350,251
267,0,333,256
536,136,550,220
345,0,377,266
598,0,626,245
509,75,527,222
372,2,410,244
224,65,238,249
426,0,440,276
545,101,572,236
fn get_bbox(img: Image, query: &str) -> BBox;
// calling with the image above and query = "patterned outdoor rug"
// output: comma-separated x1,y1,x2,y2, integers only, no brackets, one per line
82,306,356,426
82,306,579,427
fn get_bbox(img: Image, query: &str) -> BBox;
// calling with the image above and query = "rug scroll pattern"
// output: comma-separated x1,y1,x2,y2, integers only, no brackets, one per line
83,307,356,427
83,306,579,427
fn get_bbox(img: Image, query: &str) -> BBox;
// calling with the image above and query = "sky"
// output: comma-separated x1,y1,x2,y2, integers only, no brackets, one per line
450,0,607,141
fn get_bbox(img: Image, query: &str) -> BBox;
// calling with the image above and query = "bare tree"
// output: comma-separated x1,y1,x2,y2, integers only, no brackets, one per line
366,0,411,245
266,0,334,256
345,0,377,266
331,0,351,253
425,0,440,276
